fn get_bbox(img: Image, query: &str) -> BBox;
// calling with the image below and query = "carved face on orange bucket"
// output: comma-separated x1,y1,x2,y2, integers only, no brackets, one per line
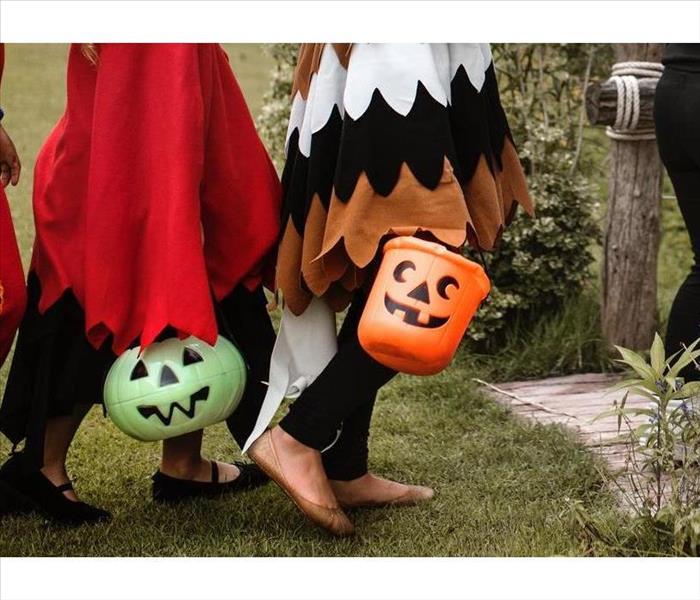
359,236,491,376
384,259,460,329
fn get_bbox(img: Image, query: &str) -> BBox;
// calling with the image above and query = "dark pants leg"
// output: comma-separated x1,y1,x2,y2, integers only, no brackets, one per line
279,288,397,480
218,285,276,449
321,401,376,481
655,69,700,381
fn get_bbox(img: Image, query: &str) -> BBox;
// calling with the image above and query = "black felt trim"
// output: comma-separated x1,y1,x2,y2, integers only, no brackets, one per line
448,63,505,179
280,62,514,238
281,105,343,232
333,83,456,201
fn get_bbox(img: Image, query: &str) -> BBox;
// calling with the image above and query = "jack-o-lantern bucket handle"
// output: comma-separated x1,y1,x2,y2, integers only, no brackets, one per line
358,236,490,376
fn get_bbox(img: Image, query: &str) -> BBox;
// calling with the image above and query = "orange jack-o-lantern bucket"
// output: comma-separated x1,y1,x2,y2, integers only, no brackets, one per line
358,236,490,375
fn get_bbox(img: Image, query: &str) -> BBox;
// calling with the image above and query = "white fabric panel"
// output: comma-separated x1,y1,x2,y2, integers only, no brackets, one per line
430,44,452,101
242,297,338,453
285,92,306,154
448,43,492,93
344,43,449,119
286,44,347,157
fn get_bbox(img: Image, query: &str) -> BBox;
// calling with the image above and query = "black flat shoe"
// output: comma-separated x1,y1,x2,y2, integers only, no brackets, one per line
152,460,269,503
0,453,111,526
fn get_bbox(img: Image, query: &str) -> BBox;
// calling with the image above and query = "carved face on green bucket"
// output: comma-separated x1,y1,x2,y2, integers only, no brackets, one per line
104,336,247,442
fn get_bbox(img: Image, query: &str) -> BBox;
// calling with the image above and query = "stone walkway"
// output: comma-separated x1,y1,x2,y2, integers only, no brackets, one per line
477,372,646,473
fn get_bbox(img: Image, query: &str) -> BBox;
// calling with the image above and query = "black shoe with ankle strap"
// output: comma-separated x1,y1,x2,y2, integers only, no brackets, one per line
0,453,111,526
152,460,269,503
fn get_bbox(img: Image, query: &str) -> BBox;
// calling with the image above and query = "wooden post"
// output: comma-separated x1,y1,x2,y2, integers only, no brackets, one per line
586,79,657,130
586,44,664,351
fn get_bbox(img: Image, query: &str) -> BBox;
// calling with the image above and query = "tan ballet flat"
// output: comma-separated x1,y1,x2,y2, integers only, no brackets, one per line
248,431,355,537
332,481,435,509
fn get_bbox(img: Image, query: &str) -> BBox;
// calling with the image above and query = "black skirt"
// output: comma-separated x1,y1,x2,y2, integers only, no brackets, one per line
0,274,116,464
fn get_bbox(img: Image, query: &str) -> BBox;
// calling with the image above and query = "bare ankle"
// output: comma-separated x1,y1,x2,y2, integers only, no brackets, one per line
40,462,69,484
330,474,371,486
160,456,205,480
39,463,79,500
272,426,316,456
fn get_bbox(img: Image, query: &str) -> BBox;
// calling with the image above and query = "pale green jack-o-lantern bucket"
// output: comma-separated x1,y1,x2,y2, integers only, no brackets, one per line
103,336,246,442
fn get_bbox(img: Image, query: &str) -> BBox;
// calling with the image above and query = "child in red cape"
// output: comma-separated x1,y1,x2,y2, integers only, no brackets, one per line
0,44,27,368
0,44,281,525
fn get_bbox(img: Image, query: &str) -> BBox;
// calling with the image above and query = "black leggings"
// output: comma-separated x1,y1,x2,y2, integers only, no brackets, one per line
219,287,276,449
279,290,397,480
655,68,700,380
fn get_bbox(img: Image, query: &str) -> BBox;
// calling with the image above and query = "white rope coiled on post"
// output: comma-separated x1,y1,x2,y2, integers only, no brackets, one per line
605,61,664,141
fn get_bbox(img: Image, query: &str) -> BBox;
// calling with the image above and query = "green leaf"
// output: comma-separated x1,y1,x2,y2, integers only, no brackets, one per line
625,387,658,401
666,347,682,366
609,377,659,395
608,378,644,392
663,375,682,398
614,346,656,381
617,391,628,432
617,407,658,418
676,381,700,399
650,332,666,375
633,422,653,437
590,408,620,423
668,338,700,378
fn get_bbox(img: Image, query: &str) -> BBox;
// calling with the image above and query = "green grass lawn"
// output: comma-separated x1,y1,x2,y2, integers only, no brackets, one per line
0,45,690,557
0,358,615,556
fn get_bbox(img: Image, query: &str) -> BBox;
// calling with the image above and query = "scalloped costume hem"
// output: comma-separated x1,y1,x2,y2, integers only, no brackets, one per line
277,43,533,316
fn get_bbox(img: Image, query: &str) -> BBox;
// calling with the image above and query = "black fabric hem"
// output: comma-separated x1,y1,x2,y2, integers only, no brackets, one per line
282,63,514,239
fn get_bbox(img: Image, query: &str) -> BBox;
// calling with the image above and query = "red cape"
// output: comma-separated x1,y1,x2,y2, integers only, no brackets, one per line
32,44,281,354
0,43,27,365
0,185,26,365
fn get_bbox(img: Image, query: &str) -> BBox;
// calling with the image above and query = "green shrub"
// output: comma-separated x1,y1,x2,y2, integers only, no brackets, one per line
466,44,606,345
459,289,608,383
466,127,600,343
256,43,298,172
